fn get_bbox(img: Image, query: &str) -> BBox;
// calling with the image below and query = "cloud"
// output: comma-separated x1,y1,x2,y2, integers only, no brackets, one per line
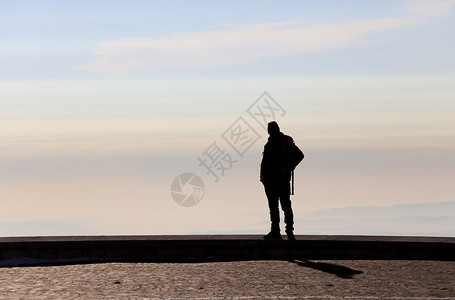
221,20,234,28
75,16,420,75
24,50,39,56
403,0,455,16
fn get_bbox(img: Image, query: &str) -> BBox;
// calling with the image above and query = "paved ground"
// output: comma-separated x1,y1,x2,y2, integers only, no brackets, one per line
0,259,454,299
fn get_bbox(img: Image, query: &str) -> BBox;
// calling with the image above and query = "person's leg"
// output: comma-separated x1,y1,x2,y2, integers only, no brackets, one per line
264,182,281,236
278,178,295,239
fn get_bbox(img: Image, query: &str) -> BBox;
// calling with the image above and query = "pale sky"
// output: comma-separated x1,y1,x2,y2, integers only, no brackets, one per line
1,0,454,236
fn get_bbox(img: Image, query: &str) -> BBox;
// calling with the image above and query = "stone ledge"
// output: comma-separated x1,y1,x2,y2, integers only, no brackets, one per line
1,235,454,266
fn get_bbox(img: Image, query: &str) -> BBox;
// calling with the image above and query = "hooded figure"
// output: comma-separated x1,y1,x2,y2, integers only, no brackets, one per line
260,121,304,240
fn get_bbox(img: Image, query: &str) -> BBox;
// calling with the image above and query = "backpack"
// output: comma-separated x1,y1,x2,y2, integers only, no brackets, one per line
283,136,304,195
282,135,304,171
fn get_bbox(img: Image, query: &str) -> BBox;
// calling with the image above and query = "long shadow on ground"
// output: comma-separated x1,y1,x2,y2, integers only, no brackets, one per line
291,259,363,279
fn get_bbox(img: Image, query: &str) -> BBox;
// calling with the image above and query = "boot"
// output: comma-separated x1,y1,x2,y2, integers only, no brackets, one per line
263,230,282,240
286,229,296,241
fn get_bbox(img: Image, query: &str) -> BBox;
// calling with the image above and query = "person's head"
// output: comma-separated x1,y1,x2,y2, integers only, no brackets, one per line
267,121,280,136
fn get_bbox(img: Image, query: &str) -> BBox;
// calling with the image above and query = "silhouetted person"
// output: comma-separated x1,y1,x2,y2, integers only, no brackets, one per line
260,121,304,240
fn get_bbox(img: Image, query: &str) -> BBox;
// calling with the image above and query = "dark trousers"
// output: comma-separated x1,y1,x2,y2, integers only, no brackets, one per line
263,177,294,233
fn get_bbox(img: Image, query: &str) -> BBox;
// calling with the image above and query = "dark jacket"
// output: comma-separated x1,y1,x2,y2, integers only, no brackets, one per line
260,132,304,182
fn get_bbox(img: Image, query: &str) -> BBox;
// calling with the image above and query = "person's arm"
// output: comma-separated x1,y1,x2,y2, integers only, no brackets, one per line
260,151,266,182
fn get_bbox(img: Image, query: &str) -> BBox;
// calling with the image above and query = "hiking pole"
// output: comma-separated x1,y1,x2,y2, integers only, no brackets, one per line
291,170,294,195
